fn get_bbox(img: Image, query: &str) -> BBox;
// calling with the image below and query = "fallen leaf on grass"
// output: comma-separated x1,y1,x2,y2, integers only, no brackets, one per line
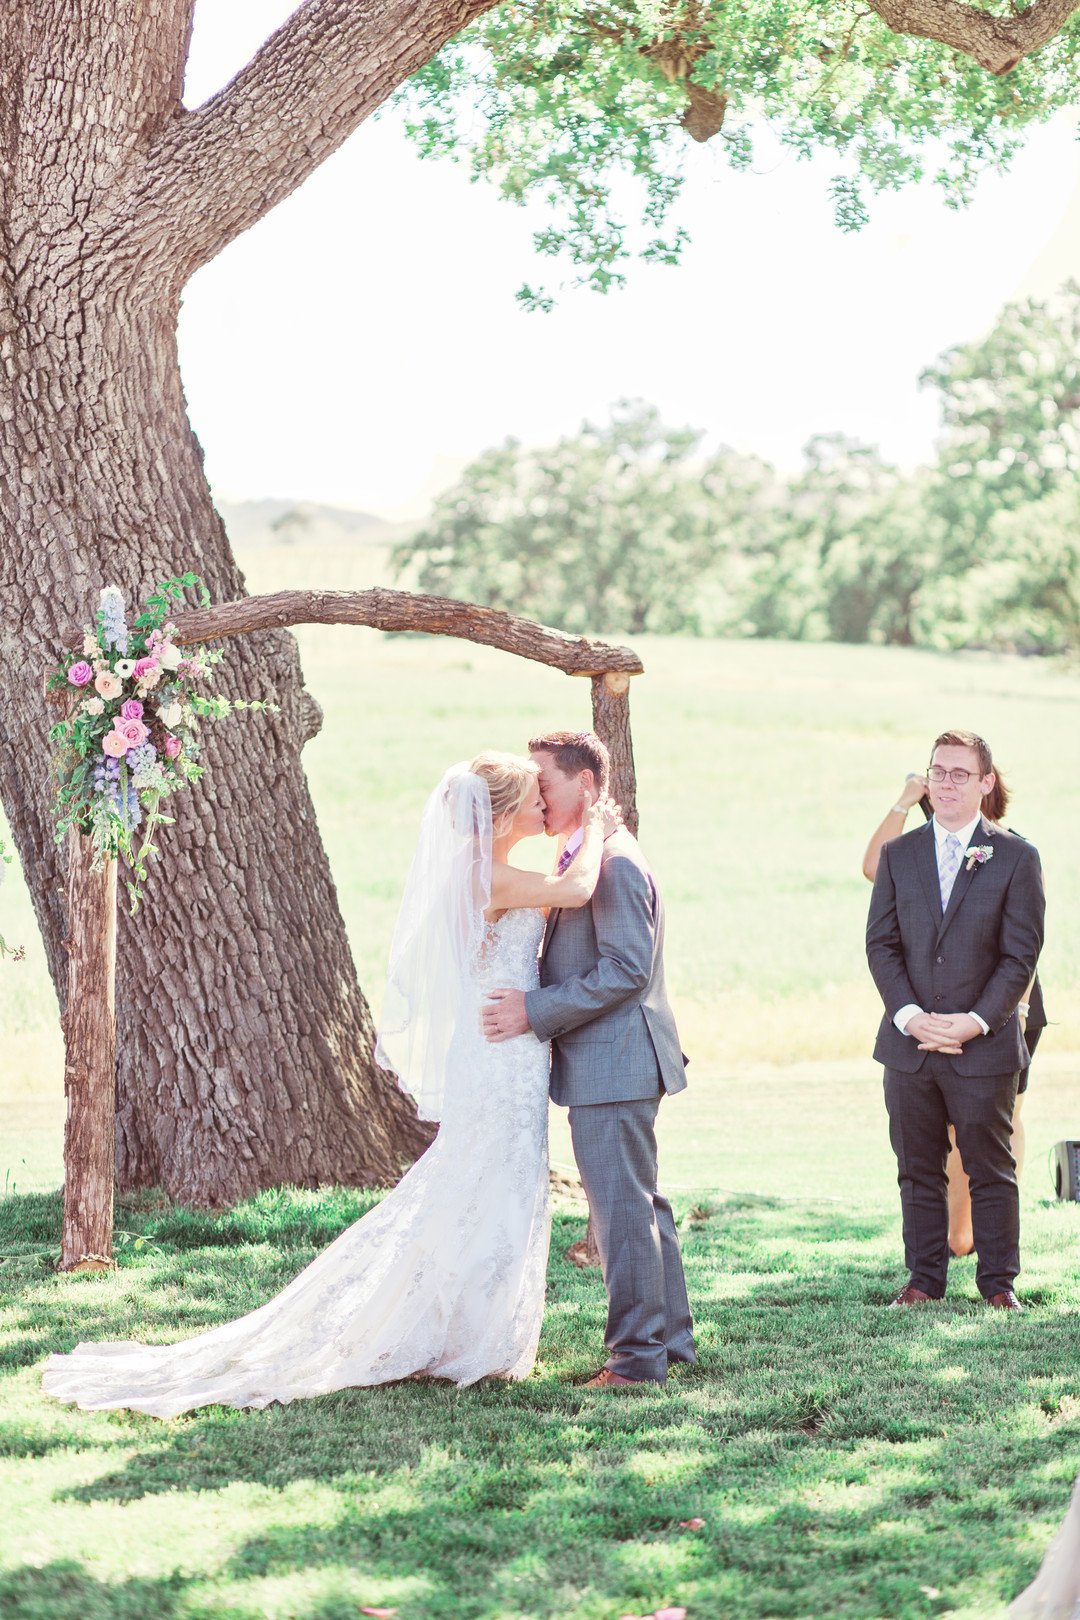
360,1608,397,1617
919,1588,941,1601
677,1517,705,1530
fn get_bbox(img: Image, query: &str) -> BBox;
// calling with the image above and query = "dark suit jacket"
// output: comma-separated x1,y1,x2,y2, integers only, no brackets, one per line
866,816,1045,1077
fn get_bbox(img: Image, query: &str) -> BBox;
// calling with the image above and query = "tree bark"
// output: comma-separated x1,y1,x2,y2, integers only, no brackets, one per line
59,832,118,1272
2,0,510,1205
170,589,643,676
866,0,1080,74
591,672,639,835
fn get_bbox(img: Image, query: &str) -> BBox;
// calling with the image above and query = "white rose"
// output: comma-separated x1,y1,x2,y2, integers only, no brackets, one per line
159,642,183,671
157,701,183,728
82,696,105,716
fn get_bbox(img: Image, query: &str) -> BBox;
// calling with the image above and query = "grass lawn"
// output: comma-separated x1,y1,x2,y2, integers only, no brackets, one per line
2,547,1079,1617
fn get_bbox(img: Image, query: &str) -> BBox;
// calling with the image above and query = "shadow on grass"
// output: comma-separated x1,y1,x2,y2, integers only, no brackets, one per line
3,1190,1080,1619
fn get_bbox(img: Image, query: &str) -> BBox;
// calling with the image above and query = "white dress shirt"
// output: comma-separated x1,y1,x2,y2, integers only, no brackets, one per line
893,812,990,1038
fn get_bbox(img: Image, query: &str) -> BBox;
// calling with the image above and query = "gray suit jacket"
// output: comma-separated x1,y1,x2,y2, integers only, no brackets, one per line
866,816,1045,1077
523,826,687,1107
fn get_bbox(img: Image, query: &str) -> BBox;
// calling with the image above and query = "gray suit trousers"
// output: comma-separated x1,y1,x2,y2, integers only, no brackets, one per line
568,1096,696,1382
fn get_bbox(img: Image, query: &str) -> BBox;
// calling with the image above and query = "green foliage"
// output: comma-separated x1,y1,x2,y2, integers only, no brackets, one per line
396,284,1080,655
395,0,1080,297
393,399,777,633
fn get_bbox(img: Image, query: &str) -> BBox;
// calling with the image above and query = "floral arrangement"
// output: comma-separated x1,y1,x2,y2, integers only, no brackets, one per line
47,573,279,911
964,844,994,871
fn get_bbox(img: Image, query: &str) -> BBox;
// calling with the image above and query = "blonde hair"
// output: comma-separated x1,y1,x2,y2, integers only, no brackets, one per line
469,750,538,833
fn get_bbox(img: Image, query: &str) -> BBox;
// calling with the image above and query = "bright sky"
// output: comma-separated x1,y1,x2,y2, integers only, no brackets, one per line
180,2,1080,522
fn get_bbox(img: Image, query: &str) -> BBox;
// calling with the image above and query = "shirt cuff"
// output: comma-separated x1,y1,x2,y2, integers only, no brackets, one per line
968,1011,990,1035
894,1003,923,1035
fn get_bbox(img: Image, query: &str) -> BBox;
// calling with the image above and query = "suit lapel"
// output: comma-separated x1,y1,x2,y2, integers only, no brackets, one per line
916,821,942,923
935,816,995,946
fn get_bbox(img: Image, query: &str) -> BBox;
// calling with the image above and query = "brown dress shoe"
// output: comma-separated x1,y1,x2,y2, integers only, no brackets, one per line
583,1367,649,1388
888,1284,936,1308
987,1290,1023,1312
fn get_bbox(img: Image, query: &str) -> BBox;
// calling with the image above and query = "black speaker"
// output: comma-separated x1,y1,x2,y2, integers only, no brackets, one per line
1051,1141,1080,1201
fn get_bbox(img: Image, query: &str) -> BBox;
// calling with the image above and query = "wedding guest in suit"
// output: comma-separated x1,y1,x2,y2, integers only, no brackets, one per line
866,730,1045,1310
862,766,1046,1257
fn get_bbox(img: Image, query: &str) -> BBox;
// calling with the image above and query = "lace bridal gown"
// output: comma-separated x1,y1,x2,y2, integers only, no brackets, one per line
42,906,551,1417
1009,1477,1080,1619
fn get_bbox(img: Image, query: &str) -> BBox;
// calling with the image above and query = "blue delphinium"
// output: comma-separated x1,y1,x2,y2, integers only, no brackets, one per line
128,742,159,789
92,756,122,809
98,585,128,656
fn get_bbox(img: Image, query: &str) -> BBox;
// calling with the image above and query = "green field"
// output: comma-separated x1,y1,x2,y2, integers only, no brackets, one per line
2,545,1079,1618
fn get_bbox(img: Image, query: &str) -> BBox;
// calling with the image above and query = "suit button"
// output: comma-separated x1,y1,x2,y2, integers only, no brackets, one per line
936,955,945,965
934,994,944,1003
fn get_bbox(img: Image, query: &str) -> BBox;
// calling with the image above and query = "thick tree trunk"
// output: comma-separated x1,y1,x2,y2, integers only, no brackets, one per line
60,833,118,1272
0,3,437,1205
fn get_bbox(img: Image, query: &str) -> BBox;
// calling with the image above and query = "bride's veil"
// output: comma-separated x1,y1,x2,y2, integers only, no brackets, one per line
375,763,493,1121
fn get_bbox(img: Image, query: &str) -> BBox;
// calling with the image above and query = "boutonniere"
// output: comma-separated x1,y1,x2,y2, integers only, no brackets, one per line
964,844,994,872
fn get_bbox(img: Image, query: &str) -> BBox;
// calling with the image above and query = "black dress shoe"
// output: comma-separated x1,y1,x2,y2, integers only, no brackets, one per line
986,1290,1023,1312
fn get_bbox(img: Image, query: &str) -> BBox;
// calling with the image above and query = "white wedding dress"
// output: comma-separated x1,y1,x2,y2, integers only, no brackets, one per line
1010,1477,1080,1618
42,906,551,1417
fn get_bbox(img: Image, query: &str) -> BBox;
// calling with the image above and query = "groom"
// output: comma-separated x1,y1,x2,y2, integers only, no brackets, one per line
867,728,1044,1311
482,729,695,1387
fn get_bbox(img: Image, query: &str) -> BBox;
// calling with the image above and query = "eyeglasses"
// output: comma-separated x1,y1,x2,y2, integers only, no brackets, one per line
927,765,981,786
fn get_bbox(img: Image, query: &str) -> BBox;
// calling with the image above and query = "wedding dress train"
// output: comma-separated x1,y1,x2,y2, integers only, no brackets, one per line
42,907,550,1417
1010,1477,1080,1619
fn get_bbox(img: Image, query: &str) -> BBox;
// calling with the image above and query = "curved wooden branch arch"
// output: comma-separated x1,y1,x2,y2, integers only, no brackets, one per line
171,588,645,833
56,588,643,1269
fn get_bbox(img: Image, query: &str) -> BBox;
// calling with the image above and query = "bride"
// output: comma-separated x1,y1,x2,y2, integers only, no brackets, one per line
42,751,617,1417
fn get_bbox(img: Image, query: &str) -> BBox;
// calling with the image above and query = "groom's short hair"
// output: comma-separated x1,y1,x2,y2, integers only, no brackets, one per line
529,729,611,793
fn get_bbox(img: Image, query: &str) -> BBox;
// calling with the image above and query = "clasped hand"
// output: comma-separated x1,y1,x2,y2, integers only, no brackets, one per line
905,1011,983,1054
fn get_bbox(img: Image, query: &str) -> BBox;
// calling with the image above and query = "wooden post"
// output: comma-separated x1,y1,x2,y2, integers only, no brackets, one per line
591,670,638,835
563,668,641,1269
59,828,118,1272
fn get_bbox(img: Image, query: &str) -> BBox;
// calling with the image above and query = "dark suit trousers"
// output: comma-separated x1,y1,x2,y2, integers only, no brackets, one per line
568,1096,696,1382
884,1053,1020,1299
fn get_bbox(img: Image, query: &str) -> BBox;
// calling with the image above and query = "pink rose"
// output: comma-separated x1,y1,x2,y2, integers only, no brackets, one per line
67,660,93,687
102,730,129,758
113,718,149,749
95,671,122,700
120,699,144,720
133,657,158,680
164,736,182,760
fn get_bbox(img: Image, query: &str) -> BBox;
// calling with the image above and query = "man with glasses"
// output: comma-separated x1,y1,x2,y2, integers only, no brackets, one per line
866,729,1045,1311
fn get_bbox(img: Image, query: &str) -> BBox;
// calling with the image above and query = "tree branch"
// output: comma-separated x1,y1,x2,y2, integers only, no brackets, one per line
866,0,1080,73
169,587,646,677
148,0,499,278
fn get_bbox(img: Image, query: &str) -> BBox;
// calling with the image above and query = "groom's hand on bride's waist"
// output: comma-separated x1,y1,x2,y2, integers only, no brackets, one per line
483,988,531,1042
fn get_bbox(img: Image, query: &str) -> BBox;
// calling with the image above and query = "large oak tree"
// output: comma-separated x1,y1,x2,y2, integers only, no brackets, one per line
1,0,1078,1205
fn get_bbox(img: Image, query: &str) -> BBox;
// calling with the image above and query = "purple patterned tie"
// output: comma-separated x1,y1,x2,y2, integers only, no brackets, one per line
556,844,576,875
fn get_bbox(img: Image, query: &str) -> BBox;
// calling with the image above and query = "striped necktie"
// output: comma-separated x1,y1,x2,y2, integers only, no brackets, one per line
938,832,962,910
556,844,577,874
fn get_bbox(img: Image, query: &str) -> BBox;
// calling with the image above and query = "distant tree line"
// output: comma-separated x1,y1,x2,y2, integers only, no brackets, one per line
393,283,1080,653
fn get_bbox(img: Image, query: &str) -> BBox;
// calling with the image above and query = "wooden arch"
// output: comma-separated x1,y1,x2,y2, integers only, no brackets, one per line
59,589,644,1270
